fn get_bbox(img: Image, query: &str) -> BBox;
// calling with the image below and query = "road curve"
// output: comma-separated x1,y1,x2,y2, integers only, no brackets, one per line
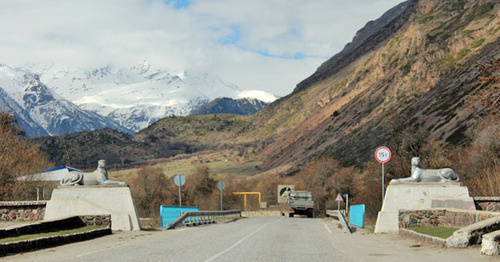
2,216,490,262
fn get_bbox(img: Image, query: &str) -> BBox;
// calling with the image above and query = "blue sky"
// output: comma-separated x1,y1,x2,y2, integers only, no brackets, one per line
164,0,191,9
0,0,404,96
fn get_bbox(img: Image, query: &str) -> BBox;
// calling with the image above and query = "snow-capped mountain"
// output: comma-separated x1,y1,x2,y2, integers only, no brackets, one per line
24,62,276,132
1,62,277,135
0,64,129,136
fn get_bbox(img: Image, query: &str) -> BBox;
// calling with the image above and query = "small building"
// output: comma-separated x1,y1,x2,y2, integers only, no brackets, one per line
18,166,83,183
17,166,83,200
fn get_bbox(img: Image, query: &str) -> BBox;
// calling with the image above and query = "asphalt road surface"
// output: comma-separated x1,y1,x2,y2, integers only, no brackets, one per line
2,217,495,262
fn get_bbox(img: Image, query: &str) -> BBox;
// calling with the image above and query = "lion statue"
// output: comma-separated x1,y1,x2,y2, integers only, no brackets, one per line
60,160,126,186
391,157,459,183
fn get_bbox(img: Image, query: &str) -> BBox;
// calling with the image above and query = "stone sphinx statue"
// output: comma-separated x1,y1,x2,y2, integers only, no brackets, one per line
391,157,460,183
60,160,126,186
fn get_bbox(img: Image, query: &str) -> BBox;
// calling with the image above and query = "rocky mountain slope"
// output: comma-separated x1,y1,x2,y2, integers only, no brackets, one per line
257,0,499,172
294,0,415,93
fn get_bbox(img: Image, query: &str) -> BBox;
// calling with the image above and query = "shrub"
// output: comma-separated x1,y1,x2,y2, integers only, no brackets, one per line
130,165,173,220
0,112,49,201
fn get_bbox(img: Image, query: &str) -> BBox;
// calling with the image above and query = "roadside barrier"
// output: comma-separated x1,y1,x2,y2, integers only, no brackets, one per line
160,206,199,228
326,210,352,234
166,210,241,230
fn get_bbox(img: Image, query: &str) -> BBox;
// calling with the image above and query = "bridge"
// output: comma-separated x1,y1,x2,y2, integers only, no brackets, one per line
3,216,481,261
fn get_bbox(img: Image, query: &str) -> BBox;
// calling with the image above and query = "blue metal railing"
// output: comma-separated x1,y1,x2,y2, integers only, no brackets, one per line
160,206,199,228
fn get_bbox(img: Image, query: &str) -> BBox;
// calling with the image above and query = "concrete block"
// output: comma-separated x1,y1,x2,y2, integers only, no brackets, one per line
375,182,475,234
447,216,500,248
375,211,399,234
45,185,141,231
481,230,500,256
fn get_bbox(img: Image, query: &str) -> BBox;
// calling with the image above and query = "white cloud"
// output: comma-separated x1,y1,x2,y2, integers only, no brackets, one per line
0,0,403,96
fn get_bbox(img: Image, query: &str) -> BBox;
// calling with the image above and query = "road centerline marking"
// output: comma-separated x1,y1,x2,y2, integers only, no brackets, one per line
76,247,109,258
323,222,332,233
205,221,270,262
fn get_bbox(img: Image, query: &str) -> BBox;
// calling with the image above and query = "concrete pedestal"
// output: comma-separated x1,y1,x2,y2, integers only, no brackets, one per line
375,182,475,234
45,185,141,231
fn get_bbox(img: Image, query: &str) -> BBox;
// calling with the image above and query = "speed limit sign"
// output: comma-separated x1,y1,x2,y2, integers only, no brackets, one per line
375,146,391,203
375,146,391,163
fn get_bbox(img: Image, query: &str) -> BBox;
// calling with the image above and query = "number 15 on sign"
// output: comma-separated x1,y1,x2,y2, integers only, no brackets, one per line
375,147,391,203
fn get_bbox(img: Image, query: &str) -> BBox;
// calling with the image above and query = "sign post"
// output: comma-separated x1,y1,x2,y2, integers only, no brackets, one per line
335,193,344,211
375,147,391,203
217,182,225,211
174,174,186,208
343,194,349,215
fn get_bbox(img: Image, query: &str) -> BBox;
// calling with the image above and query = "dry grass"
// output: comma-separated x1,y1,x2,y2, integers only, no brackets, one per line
109,150,262,182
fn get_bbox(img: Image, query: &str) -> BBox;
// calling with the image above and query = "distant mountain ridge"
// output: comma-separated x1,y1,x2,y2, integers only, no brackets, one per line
0,62,276,136
190,97,268,116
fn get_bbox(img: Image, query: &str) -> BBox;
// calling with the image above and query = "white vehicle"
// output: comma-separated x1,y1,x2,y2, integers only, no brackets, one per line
288,191,314,218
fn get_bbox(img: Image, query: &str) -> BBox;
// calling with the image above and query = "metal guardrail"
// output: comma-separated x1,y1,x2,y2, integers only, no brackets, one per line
166,210,241,230
326,209,352,234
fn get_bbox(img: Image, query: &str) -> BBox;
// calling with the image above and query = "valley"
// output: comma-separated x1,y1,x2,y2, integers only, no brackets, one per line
108,150,263,182
2,0,497,222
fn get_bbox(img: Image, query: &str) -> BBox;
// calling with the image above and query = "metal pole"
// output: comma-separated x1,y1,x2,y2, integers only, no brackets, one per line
244,194,247,211
382,163,385,203
220,189,223,211
178,184,182,208
346,194,349,215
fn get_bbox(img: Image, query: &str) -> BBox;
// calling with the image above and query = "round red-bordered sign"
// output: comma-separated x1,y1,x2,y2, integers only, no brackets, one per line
375,146,391,163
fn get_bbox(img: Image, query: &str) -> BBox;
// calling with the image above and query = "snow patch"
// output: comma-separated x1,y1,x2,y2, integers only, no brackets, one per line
237,90,278,103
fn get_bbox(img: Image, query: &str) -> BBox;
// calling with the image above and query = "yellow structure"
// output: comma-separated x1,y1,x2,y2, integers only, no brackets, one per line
233,192,261,211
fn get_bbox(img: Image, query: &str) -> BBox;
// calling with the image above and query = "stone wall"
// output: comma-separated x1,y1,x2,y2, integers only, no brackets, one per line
0,201,46,222
474,197,500,212
79,215,111,227
399,209,499,229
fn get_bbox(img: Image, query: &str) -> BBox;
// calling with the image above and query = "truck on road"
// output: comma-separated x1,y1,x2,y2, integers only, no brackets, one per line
288,191,314,218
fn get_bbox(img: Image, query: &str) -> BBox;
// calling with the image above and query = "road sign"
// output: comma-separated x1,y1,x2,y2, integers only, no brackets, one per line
174,174,185,208
335,193,343,202
375,146,391,203
174,174,185,186
375,146,391,163
218,182,225,211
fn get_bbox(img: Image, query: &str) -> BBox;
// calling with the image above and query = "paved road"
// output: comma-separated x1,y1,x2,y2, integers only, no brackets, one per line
2,217,494,262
